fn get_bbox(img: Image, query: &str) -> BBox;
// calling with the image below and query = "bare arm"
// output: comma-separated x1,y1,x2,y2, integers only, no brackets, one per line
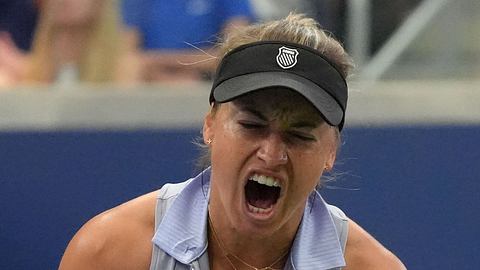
0,32,28,87
344,219,407,270
114,28,145,84
130,17,250,82
59,191,157,270
58,213,114,270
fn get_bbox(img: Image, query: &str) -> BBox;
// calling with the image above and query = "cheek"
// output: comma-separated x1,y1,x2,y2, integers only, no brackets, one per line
210,121,246,173
217,120,253,154
210,127,250,206
290,147,331,189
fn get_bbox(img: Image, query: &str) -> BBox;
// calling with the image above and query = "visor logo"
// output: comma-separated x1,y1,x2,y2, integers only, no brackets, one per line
276,46,299,69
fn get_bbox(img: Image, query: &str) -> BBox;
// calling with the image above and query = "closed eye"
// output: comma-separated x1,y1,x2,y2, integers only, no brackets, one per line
288,131,316,142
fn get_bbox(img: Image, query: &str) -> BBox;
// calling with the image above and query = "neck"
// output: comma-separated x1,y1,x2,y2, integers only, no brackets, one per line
207,207,302,270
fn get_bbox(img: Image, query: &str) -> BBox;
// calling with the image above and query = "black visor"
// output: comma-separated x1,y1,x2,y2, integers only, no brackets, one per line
210,41,348,130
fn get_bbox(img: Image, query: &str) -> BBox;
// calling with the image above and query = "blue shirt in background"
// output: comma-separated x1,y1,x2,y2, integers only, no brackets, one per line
121,0,254,50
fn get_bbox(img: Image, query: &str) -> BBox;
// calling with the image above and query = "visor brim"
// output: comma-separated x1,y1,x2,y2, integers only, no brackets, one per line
212,72,343,126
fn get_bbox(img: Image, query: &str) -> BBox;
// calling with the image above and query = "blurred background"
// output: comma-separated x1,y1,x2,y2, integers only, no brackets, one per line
1,0,479,269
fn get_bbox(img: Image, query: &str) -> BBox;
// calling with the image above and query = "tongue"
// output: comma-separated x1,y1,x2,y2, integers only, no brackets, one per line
250,198,274,209
245,180,280,209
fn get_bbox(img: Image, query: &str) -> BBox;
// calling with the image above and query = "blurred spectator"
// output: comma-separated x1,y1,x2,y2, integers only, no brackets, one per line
0,0,138,87
121,0,253,82
249,0,346,42
0,0,39,51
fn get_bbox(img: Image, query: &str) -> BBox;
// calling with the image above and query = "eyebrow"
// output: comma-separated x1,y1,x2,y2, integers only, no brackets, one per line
290,120,320,129
237,105,268,121
238,104,321,129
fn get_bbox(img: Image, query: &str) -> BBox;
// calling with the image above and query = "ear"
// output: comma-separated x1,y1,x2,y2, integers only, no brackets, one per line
324,128,340,171
325,148,337,172
202,108,215,144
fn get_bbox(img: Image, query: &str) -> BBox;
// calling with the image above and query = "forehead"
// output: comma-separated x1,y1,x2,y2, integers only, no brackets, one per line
230,88,323,123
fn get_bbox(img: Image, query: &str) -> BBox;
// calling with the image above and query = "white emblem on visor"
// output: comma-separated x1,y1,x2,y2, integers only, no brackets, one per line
276,46,299,69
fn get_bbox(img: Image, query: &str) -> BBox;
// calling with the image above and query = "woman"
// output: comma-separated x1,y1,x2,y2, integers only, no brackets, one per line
59,14,406,269
0,0,137,86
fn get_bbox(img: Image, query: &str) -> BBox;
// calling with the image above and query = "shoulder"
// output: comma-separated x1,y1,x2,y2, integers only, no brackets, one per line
344,219,407,270
58,190,159,270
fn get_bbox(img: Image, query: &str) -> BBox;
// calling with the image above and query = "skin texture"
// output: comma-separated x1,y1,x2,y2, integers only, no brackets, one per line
59,89,406,270
58,190,157,270
344,220,407,270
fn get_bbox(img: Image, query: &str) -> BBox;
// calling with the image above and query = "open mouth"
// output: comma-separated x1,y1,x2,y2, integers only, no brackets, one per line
244,174,281,214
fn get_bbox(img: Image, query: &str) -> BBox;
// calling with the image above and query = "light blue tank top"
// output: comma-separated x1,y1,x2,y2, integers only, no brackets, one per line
149,169,348,270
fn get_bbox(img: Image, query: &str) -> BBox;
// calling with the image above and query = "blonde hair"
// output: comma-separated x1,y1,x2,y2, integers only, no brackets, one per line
218,13,353,78
25,0,124,83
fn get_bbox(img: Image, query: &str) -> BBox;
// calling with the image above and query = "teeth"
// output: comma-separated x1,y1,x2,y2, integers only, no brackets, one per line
257,175,267,185
248,204,271,213
251,174,281,187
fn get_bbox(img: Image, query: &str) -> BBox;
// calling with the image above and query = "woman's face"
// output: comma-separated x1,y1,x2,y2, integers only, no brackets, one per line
204,88,338,238
49,0,103,28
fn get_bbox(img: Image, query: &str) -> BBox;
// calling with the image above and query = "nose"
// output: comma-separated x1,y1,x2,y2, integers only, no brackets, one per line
256,133,288,167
